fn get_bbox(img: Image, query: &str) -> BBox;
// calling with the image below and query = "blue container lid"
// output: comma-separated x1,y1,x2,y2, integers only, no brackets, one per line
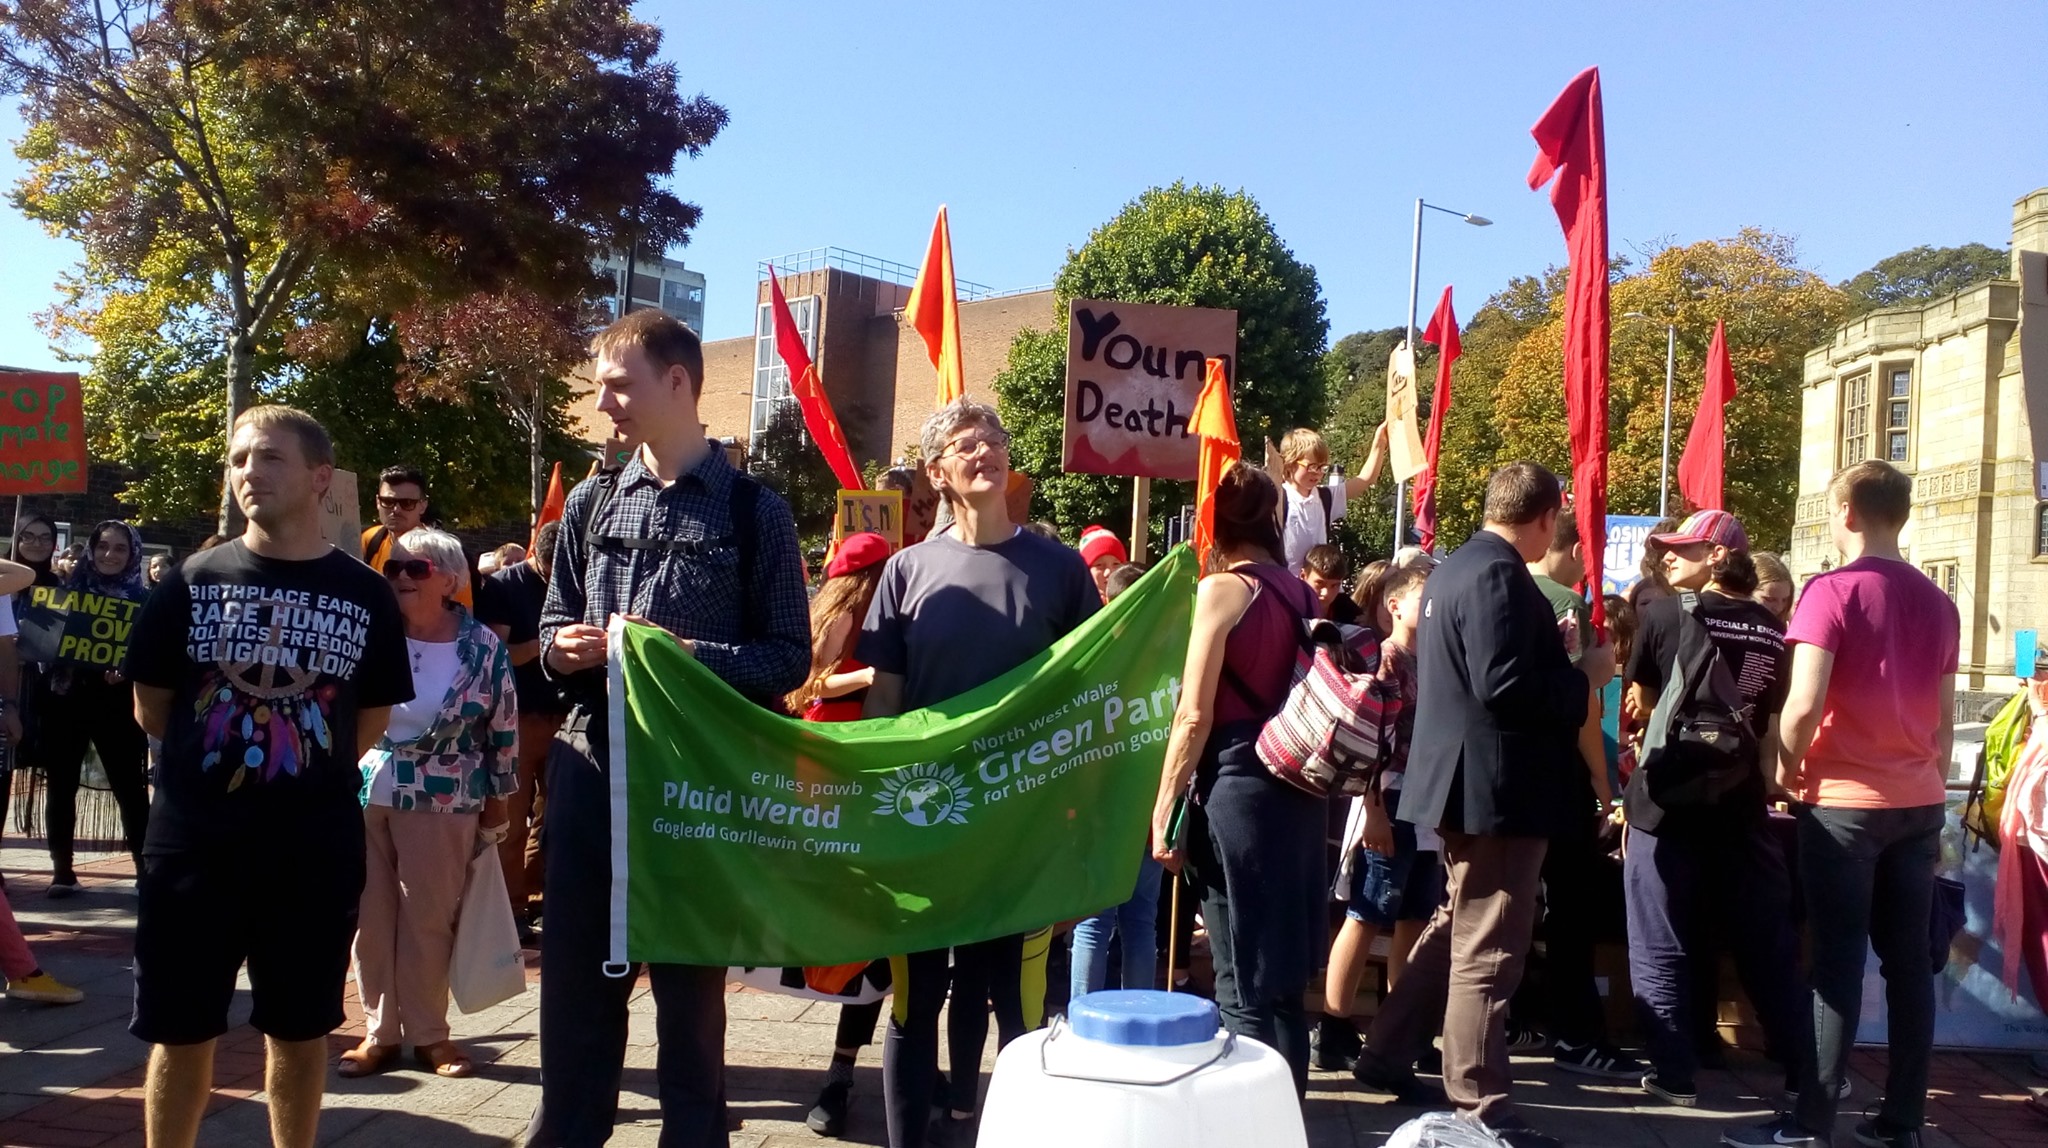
1068,990,1218,1047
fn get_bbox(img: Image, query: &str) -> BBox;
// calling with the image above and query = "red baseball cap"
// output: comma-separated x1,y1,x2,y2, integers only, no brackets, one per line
1651,509,1749,553
825,532,892,579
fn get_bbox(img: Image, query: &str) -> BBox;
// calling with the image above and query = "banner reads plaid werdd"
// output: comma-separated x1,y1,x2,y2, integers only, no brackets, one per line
605,546,1197,968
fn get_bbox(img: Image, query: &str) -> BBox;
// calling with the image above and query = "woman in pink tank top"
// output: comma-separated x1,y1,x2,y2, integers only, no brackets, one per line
1147,461,1326,1096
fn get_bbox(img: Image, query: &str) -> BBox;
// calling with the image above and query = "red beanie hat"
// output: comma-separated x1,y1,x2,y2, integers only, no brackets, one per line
1077,525,1127,568
825,532,893,579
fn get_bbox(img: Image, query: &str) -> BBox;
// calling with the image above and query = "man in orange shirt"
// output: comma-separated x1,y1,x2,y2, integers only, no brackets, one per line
361,465,472,610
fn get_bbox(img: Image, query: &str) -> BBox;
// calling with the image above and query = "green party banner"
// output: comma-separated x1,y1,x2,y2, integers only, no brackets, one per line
607,545,1197,968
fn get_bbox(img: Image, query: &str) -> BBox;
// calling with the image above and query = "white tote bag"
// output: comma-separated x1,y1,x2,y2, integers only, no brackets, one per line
449,849,526,1013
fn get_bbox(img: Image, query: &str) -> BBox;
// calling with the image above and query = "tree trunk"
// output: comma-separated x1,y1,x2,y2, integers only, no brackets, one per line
218,330,258,537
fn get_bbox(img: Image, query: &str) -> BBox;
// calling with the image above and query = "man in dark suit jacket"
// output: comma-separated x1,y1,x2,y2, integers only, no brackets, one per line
1350,462,1611,1148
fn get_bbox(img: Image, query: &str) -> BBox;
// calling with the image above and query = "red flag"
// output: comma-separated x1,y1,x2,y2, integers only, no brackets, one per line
905,206,965,407
1189,358,1239,567
1414,287,1460,553
1528,66,1611,629
768,265,862,491
1677,320,1737,511
530,462,565,553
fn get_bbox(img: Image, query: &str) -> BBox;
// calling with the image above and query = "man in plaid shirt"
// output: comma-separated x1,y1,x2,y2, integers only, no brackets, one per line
530,309,809,1148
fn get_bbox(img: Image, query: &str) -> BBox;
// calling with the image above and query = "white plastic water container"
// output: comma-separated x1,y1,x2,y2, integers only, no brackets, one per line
977,990,1306,1148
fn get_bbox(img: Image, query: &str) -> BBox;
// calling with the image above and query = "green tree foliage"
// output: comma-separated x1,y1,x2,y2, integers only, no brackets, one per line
748,401,844,553
1840,242,2009,316
992,183,1330,538
1319,327,1436,567
1,0,724,527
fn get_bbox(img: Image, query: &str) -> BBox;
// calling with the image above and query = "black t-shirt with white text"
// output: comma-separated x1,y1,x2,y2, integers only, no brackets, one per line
1623,589,1789,833
124,541,413,853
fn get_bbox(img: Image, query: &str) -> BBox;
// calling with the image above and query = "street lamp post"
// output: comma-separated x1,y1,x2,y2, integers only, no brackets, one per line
1396,199,1491,551
1623,311,1677,517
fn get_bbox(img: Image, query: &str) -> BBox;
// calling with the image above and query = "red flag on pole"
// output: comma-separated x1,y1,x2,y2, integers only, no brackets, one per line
530,462,565,554
1677,320,1737,511
1414,286,1460,553
768,265,862,491
1189,357,1239,567
1528,66,1611,629
905,206,966,408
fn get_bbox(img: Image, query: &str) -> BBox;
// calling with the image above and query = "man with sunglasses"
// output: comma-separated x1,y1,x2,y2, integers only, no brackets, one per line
532,309,809,1148
363,465,472,609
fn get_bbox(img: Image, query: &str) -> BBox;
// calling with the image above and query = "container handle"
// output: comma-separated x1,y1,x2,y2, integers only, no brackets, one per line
1037,1015,1238,1087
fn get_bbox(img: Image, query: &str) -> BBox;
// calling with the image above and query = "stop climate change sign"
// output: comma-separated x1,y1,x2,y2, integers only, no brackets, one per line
1061,299,1236,481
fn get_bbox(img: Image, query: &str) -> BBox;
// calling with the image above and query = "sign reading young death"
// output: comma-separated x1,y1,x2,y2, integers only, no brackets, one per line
1062,300,1236,481
0,371,87,494
16,585,144,668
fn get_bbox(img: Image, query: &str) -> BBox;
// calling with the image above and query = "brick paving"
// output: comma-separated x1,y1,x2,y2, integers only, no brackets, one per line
3,838,2046,1147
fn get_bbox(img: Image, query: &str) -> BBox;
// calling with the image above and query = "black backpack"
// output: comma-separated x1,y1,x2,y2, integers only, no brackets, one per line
1637,592,1757,809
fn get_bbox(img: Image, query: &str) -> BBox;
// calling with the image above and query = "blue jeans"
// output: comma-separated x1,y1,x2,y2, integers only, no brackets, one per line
1069,856,1166,998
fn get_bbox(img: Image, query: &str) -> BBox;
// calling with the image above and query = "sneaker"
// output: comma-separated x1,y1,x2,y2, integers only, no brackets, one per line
1642,1071,1699,1108
806,1080,851,1137
1552,1041,1647,1079
1506,1021,1547,1053
1852,1116,1921,1148
1722,1115,1818,1148
1313,1017,1361,1071
45,878,78,900
5,972,84,1005
1782,1077,1853,1108
1352,1056,1448,1106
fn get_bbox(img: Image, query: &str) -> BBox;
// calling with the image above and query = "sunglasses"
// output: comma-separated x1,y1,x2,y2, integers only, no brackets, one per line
381,558,436,580
376,496,423,511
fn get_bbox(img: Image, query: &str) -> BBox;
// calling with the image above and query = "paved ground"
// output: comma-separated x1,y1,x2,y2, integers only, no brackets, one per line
3,839,2046,1147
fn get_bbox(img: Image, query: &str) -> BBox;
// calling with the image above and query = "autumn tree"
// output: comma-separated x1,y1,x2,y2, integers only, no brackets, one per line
1841,242,2009,316
992,183,1329,537
1,0,725,528
1486,230,1845,552
1319,327,1436,564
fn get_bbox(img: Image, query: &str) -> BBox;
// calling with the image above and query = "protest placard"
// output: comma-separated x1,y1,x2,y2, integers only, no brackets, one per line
0,371,88,494
1385,343,1427,483
833,489,903,549
1062,299,1236,481
318,469,361,553
16,584,142,668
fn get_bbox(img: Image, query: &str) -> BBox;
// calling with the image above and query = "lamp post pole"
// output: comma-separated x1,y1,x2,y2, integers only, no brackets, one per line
1395,200,1491,552
1659,322,1676,518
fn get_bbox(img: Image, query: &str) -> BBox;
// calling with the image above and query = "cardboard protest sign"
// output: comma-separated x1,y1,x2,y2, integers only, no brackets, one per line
1385,343,1427,483
0,371,87,494
1062,300,1236,481
834,490,903,549
318,469,362,553
16,584,143,668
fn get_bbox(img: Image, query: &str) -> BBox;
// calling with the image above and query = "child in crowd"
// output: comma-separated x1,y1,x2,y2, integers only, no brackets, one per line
1277,425,1388,573
1301,543,1362,624
1077,526,1128,603
1315,563,1435,1068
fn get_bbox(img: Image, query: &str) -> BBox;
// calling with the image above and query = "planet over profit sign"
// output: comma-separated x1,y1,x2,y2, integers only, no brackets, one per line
1061,299,1236,481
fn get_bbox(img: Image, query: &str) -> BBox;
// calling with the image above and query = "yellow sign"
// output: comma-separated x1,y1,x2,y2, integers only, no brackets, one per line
835,490,903,549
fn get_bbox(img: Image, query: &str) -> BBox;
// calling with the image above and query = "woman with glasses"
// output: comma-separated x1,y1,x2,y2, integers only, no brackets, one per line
41,521,153,895
341,528,516,1080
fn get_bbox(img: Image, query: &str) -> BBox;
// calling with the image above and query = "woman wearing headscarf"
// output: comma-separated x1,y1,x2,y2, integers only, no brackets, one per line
41,521,152,895
341,528,516,1080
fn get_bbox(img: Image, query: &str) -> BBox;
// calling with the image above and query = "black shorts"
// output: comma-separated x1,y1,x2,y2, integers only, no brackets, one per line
130,842,366,1045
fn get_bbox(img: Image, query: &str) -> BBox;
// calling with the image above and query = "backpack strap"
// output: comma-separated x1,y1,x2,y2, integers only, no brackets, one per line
728,473,762,642
362,525,390,565
1317,484,1333,528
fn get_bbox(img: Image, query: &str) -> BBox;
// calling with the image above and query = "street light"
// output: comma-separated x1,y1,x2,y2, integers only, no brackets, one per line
1395,199,1493,550
1623,310,1677,517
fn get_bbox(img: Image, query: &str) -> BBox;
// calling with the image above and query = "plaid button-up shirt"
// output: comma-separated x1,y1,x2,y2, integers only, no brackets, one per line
541,445,810,705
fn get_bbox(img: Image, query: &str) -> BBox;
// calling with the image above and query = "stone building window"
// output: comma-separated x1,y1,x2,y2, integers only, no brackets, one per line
2037,503,2048,558
1838,371,1871,466
1923,561,1959,599
1885,367,1912,463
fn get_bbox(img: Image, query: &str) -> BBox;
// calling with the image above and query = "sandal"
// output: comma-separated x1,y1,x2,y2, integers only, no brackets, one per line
415,1040,474,1078
337,1039,401,1079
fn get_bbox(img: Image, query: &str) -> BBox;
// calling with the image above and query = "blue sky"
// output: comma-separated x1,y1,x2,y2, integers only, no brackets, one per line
3,0,2044,370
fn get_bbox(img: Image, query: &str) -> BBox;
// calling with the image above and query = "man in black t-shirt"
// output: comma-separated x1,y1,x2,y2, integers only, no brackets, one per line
125,406,412,1148
475,519,569,930
1619,509,1812,1110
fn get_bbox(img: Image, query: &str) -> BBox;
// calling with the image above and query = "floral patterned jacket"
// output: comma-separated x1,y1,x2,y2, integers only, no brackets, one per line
359,611,518,813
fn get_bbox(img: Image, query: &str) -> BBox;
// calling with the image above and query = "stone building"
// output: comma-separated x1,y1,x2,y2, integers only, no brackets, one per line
567,247,1054,465
1790,188,2048,691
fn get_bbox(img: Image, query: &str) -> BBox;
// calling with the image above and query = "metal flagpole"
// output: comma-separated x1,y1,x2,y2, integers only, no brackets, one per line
1396,198,1423,552
1659,324,1675,517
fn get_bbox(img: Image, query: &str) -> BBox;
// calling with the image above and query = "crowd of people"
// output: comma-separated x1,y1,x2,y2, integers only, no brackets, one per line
0,302,2025,1148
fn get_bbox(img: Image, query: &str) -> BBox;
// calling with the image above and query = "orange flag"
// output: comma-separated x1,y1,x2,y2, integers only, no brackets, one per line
530,462,565,553
1189,357,1239,567
905,206,965,407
